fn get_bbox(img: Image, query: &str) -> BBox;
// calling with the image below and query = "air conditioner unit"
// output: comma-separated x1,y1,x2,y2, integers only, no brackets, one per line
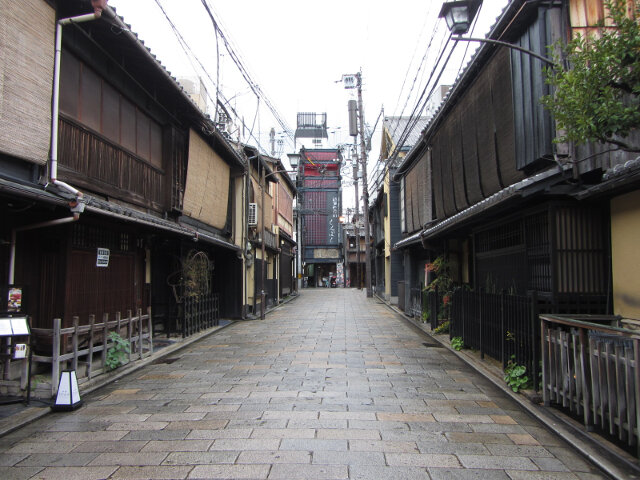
248,203,258,226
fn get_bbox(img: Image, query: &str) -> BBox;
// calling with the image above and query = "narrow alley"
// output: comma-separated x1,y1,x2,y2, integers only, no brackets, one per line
0,289,607,479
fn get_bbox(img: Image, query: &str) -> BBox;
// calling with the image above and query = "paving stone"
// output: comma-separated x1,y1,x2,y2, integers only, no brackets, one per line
267,463,348,479
280,438,347,451
312,450,385,465
237,450,311,464
386,452,461,468
427,467,511,479
458,454,539,470
209,438,281,450
349,465,432,480
162,451,238,465
140,440,213,452
250,428,316,439
70,440,148,453
15,452,99,467
5,442,81,454
505,472,582,479
109,465,193,479
24,466,117,479
0,453,29,466
106,421,169,431
349,439,419,453
122,429,190,441
188,464,270,479
88,452,168,466
0,466,44,480
417,441,489,455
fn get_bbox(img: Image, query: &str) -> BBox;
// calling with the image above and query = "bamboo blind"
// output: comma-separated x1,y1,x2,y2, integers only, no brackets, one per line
0,0,54,166
183,129,230,230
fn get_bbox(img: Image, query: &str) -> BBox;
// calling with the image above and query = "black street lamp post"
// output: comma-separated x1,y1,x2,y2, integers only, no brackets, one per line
439,0,555,66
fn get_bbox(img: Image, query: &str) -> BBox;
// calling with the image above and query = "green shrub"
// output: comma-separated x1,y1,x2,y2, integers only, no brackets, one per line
504,355,531,392
451,336,463,351
105,332,130,370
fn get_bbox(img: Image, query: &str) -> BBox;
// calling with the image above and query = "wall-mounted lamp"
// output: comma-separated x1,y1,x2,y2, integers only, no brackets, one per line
439,0,555,65
438,0,482,35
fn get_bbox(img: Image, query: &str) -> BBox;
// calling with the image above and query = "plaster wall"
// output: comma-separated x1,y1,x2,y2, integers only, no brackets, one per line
611,190,640,319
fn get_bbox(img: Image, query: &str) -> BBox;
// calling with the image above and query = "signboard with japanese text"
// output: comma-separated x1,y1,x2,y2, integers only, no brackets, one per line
96,248,110,267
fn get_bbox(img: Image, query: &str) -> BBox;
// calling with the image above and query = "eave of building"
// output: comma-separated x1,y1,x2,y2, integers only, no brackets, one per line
420,165,570,241
572,156,640,200
393,230,423,250
1,177,240,251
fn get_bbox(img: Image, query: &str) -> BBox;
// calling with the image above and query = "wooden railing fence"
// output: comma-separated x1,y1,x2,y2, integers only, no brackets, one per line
31,308,153,396
541,314,640,457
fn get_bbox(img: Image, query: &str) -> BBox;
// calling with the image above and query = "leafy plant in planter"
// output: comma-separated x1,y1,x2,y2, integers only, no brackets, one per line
105,332,130,371
434,320,450,335
451,336,464,351
424,255,454,321
504,355,531,392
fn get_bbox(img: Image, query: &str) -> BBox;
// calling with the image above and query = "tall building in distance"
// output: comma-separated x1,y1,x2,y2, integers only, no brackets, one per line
292,113,342,287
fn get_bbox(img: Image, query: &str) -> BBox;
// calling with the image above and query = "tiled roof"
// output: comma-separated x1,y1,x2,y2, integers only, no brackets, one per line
383,116,430,150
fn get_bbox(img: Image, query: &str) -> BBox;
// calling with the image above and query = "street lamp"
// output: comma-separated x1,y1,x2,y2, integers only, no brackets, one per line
438,0,482,35
439,0,555,66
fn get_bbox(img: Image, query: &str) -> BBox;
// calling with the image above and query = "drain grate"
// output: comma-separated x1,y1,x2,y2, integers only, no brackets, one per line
423,342,443,349
153,357,181,365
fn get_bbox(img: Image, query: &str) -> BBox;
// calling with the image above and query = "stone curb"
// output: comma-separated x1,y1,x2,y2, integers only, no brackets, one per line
377,295,639,480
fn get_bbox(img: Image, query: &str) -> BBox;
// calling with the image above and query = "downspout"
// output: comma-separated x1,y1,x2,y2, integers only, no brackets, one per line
49,2,107,203
8,216,79,285
261,164,266,320
243,160,250,319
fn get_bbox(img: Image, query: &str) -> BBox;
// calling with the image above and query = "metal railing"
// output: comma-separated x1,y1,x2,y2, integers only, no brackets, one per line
183,293,220,337
450,289,540,386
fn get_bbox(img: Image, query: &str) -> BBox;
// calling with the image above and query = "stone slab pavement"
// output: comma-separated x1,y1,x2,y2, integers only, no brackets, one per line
0,289,611,479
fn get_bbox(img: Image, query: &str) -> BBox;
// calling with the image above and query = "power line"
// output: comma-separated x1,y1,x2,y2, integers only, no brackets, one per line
151,0,268,152
200,0,295,145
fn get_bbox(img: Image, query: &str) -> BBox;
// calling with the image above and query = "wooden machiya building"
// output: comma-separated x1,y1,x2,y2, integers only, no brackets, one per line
0,0,246,351
242,148,297,317
394,0,639,318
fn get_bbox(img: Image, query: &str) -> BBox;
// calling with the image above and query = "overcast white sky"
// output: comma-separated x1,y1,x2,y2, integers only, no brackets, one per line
108,0,509,207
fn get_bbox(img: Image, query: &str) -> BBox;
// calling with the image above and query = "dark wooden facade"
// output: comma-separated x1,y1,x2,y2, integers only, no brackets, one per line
1,0,245,342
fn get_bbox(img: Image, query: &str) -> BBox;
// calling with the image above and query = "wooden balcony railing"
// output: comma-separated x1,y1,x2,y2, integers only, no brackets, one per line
541,314,640,457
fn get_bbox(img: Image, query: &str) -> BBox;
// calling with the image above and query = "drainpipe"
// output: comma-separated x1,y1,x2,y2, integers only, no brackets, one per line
261,165,266,320
8,215,80,285
49,1,107,204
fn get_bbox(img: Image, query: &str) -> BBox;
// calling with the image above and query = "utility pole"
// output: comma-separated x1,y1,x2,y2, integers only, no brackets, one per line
353,155,361,289
344,71,371,296
269,128,275,157
355,72,372,297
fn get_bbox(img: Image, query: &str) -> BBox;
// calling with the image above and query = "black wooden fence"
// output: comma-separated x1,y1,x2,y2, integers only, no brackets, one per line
183,293,220,337
450,289,541,389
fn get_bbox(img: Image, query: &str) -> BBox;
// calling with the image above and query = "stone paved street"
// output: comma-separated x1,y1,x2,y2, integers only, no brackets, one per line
0,289,607,479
